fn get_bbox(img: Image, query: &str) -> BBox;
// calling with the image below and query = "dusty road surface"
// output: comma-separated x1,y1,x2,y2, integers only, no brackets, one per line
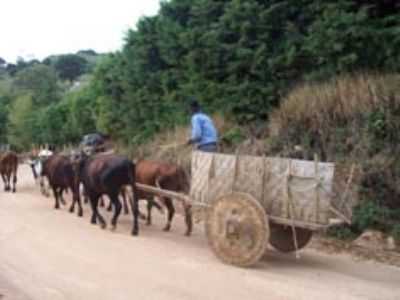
1,165,400,300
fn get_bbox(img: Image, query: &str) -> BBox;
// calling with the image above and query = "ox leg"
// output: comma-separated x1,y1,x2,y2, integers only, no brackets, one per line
12,172,17,193
77,196,83,217
183,203,193,236
52,187,60,209
120,189,129,215
39,177,47,197
72,186,83,217
69,195,75,213
110,192,122,231
93,196,106,229
130,185,139,236
135,200,147,221
146,199,153,226
89,195,97,225
7,174,12,192
163,198,175,232
5,173,11,192
1,174,8,191
123,197,129,215
60,188,66,206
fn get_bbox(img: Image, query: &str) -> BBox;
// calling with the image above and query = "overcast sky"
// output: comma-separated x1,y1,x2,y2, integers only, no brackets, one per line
1,0,160,63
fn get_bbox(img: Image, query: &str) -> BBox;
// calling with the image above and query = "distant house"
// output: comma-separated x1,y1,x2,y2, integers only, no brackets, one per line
69,81,82,92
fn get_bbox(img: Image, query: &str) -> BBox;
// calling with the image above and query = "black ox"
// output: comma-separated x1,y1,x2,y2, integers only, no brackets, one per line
72,152,140,235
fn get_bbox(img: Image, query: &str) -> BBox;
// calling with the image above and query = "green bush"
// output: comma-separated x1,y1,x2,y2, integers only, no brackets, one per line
352,200,390,231
221,127,245,146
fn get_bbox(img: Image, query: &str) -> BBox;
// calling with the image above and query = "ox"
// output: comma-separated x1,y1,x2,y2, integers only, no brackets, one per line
29,148,54,196
135,160,193,236
72,152,140,235
0,151,18,192
41,154,82,216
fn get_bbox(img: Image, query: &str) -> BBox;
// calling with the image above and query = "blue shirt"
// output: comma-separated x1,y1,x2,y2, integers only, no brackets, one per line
191,112,218,146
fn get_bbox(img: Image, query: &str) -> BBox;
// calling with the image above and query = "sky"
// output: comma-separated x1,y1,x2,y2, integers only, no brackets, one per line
0,0,161,63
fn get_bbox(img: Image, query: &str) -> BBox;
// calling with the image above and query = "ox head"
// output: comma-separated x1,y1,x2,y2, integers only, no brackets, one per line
69,148,89,177
27,149,52,178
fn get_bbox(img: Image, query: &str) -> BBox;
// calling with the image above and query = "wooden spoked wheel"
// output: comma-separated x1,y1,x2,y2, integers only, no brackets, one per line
269,223,313,253
205,193,269,267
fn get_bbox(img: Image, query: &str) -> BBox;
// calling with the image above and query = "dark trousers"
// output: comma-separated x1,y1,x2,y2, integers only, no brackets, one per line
197,143,218,152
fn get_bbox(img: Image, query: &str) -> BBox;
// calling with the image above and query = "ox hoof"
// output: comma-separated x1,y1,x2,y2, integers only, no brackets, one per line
78,211,83,217
131,229,138,236
100,223,107,229
163,226,171,232
69,207,74,213
111,225,117,232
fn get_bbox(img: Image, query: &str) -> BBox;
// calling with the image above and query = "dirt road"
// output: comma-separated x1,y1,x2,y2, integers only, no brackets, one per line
1,165,399,300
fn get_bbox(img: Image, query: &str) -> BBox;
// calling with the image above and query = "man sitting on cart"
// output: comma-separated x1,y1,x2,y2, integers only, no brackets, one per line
186,99,218,152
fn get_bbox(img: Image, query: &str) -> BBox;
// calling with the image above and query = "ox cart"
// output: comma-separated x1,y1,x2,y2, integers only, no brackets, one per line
136,151,354,267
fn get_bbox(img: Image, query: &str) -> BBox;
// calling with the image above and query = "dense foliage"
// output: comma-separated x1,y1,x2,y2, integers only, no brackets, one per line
91,0,400,144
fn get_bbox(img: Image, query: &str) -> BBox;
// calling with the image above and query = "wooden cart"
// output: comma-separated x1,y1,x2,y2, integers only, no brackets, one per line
137,151,354,267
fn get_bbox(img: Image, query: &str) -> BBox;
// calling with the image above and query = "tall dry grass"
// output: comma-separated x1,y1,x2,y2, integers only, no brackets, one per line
272,74,399,131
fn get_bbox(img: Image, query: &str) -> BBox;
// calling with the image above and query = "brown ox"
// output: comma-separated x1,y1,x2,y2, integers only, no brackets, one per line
135,160,192,236
41,154,82,216
0,151,18,192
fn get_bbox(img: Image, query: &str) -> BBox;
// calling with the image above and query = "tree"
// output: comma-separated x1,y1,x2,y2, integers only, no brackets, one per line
54,54,88,82
0,94,11,144
77,49,98,56
6,63,17,76
13,64,60,106
7,95,35,150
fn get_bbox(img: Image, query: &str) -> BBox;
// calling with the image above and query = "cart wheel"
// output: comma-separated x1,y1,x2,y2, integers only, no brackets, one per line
269,223,313,253
205,193,269,267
